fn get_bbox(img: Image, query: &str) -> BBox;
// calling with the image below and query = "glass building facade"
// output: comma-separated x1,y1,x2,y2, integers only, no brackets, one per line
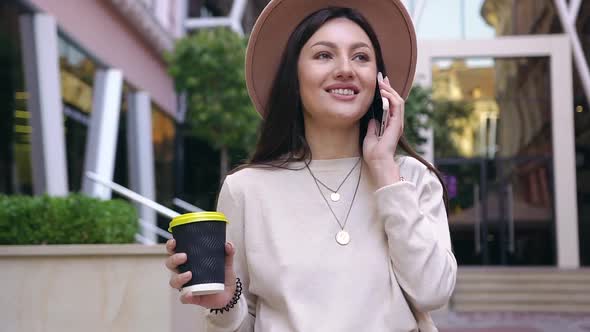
398,0,588,266
0,0,180,245
0,1,30,195
59,36,97,192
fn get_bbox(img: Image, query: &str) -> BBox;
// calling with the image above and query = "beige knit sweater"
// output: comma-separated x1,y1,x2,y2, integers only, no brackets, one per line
206,156,456,332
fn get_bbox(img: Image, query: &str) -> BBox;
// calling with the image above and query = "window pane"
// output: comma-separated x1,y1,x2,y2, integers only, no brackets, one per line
0,2,32,194
434,57,556,266
59,35,97,192
403,0,562,40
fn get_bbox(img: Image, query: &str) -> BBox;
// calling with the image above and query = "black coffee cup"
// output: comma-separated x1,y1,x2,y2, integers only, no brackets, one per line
168,212,228,296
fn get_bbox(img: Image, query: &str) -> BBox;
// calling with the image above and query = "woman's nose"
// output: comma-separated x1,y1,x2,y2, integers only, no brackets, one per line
334,59,354,79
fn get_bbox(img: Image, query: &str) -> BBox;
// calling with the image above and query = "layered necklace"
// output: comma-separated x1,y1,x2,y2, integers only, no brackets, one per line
311,157,361,202
305,158,362,246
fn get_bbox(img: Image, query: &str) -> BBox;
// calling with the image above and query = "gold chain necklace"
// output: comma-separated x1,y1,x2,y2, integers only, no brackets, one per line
306,161,362,246
309,158,361,202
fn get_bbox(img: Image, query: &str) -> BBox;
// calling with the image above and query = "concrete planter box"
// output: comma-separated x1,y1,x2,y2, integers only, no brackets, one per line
0,244,207,332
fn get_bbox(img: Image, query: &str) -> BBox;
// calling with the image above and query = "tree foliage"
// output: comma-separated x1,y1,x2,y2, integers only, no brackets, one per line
166,28,260,154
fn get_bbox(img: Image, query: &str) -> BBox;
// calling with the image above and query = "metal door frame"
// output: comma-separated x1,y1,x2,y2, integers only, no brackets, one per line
416,35,579,268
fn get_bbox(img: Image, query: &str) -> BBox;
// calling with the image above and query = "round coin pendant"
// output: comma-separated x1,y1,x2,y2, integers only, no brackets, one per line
336,230,350,245
330,192,341,202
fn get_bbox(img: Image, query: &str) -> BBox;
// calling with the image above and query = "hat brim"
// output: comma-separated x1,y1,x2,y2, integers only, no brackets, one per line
245,0,417,117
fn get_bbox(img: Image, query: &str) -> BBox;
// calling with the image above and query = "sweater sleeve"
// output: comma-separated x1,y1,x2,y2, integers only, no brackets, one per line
375,166,457,312
206,177,256,332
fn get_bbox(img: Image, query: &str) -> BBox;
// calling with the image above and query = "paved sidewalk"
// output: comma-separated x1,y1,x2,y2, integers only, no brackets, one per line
434,312,590,332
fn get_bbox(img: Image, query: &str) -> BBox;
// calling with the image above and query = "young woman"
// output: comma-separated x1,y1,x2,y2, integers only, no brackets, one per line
165,1,457,331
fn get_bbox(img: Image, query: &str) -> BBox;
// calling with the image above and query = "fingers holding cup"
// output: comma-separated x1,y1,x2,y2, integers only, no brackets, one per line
165,252,187,272
170,271,192,290
165,238,176,255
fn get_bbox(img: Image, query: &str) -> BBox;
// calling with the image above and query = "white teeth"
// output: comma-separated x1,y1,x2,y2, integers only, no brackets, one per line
329,89,355,96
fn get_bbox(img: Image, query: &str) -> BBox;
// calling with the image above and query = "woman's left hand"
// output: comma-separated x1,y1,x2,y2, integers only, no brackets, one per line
362,75,404,187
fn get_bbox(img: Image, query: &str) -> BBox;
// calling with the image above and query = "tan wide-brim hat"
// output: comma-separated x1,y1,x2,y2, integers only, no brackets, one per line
245,0,417,117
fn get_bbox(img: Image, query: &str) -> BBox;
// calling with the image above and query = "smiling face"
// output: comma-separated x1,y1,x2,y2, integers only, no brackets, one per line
297,18,378,129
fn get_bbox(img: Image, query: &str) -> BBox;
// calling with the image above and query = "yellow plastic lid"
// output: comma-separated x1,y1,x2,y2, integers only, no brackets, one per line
168,212,228,232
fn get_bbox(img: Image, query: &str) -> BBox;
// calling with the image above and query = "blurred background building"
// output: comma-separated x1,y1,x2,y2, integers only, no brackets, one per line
400,0,589,271
184,0,590,267
0,0,189,244
1,0,589,330
185,0,590,271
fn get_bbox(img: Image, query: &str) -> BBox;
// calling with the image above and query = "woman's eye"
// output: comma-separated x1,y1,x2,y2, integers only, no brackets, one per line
314,52,369,61
354,53,370,61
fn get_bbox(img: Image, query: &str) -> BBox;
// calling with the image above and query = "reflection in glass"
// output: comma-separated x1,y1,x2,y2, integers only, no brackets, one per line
400,0,561,40
12,93,32,194
59,36,97,192
433,57,555,266
59,36,96,114
432,59,498,158
152,105,175,205
113,84,133,200
64,105,88,192
153,105,175,242
0,2,32,194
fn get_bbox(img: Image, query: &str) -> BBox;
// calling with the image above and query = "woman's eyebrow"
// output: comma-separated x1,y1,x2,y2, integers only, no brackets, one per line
311,41,371,50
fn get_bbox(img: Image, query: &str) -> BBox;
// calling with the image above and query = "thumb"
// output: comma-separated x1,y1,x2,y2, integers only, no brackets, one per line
224,242,236,284
224,242,235,271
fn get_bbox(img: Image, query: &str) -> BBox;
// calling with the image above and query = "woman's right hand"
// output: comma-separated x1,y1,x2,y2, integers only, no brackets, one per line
165,238,237,308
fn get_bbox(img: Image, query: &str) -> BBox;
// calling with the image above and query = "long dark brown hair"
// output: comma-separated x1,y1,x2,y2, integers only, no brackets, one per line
237,7,449,211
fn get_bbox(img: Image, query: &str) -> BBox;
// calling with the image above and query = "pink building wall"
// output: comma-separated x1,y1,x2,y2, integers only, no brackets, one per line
28,0,177,116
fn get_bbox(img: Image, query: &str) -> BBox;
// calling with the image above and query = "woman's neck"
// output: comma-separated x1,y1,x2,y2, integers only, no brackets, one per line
304,121,361,160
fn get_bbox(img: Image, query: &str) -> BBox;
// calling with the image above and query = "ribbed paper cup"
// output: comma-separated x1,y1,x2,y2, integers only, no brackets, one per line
168,212,228,296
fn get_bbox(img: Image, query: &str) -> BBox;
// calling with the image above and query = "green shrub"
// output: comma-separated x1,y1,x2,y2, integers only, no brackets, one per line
0,194,138,245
